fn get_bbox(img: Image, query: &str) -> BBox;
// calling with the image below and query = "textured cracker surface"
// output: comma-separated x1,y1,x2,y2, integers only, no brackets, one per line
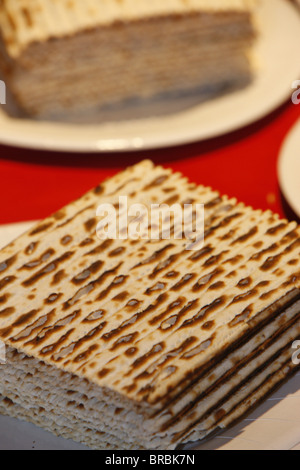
0,159,299,449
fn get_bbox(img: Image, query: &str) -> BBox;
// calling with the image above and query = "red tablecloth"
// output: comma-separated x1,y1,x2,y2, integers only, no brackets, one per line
0,100,299,226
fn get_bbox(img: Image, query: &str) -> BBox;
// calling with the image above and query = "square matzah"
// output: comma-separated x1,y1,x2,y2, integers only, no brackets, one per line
0,160,299,449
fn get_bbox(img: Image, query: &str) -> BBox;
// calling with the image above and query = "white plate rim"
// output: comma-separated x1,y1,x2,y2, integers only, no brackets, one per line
0,0,299,153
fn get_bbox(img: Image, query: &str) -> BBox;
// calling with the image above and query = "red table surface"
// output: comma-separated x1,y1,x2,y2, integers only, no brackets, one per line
0,99,299,226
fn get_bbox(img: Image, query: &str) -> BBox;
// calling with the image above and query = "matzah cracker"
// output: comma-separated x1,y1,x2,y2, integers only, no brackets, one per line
0,0,257,120
0,160,299,449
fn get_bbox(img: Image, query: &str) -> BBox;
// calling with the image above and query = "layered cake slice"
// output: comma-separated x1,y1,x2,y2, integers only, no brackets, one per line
0,0,257,120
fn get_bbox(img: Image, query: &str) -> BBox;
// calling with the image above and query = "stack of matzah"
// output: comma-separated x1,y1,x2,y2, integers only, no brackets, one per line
0,160,299,450
0,0,257,121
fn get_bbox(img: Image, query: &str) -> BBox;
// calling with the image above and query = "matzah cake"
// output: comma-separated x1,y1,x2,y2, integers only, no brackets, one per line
0,159,300,450
0,0,257,121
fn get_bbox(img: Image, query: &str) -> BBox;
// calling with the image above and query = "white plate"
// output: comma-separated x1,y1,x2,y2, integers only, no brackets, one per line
0,221,300,450
278,118,300,219
0,0,299,153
